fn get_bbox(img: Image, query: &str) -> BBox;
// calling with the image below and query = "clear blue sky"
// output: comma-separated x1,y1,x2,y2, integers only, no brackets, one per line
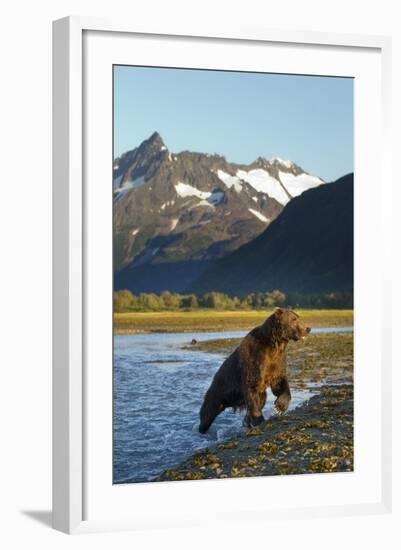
114,65,353,182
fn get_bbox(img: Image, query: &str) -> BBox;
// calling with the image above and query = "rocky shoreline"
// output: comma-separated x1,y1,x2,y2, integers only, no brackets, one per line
155,384,353,481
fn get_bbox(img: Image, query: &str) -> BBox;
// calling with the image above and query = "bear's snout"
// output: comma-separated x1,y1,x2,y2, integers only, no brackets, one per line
294,324,311,341
299,326,311,340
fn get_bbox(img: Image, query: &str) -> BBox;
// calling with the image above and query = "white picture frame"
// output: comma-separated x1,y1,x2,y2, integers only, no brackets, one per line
52,16,392,534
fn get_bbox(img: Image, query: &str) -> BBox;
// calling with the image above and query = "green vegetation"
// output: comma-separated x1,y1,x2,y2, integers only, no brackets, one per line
114,308,353,334
114,289,286,312
114,289,352,313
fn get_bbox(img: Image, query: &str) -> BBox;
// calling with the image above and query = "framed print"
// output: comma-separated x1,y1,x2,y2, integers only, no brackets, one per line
52,17,392,534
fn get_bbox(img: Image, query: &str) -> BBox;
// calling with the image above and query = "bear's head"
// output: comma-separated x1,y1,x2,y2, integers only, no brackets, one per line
268,308,311,343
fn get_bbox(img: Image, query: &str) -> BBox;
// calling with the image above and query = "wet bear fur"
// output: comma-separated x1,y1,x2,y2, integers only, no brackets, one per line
199,308,311,432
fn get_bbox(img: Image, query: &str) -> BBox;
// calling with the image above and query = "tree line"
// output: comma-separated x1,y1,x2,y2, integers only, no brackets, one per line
114,289,352,312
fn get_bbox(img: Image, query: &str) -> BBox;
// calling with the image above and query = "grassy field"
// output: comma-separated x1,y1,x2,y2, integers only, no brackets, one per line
114,309,353,334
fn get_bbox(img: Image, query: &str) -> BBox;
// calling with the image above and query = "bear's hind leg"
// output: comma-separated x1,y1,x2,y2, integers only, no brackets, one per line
260,390,267,410
199,391,224,433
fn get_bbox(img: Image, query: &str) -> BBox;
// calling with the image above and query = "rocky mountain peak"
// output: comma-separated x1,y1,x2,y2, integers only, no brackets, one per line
113,134,325,291
136,131,168,158
113,132,169,193
145,131,166,148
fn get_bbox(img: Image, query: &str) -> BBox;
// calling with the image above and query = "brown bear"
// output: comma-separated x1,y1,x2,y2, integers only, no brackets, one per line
199,308,311,433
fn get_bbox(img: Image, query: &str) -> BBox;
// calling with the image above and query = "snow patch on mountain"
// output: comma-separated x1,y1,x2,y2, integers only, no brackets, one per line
216,170,242,192
248,208,270,223
236,169,290,206
175,182,211,200
175,183,223,206
113,174,148,201
270,157,294,169
279,171,323,197
161,200,176,210
170,218,179,231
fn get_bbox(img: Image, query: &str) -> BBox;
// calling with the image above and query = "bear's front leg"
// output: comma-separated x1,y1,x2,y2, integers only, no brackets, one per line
244,390,265,427
271,376,291,416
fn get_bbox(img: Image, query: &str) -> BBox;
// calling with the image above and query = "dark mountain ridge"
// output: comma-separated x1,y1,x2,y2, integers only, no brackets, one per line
189,173,354,295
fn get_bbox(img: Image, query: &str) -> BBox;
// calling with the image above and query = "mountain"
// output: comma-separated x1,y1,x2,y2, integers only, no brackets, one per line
190,174,353,295
113,132,324,293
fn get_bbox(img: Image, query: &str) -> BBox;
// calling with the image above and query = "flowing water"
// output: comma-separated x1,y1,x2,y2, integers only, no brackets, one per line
113,327,353,484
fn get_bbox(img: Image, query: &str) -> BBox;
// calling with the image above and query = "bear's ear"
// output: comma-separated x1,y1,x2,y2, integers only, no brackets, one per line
274,307,284,316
